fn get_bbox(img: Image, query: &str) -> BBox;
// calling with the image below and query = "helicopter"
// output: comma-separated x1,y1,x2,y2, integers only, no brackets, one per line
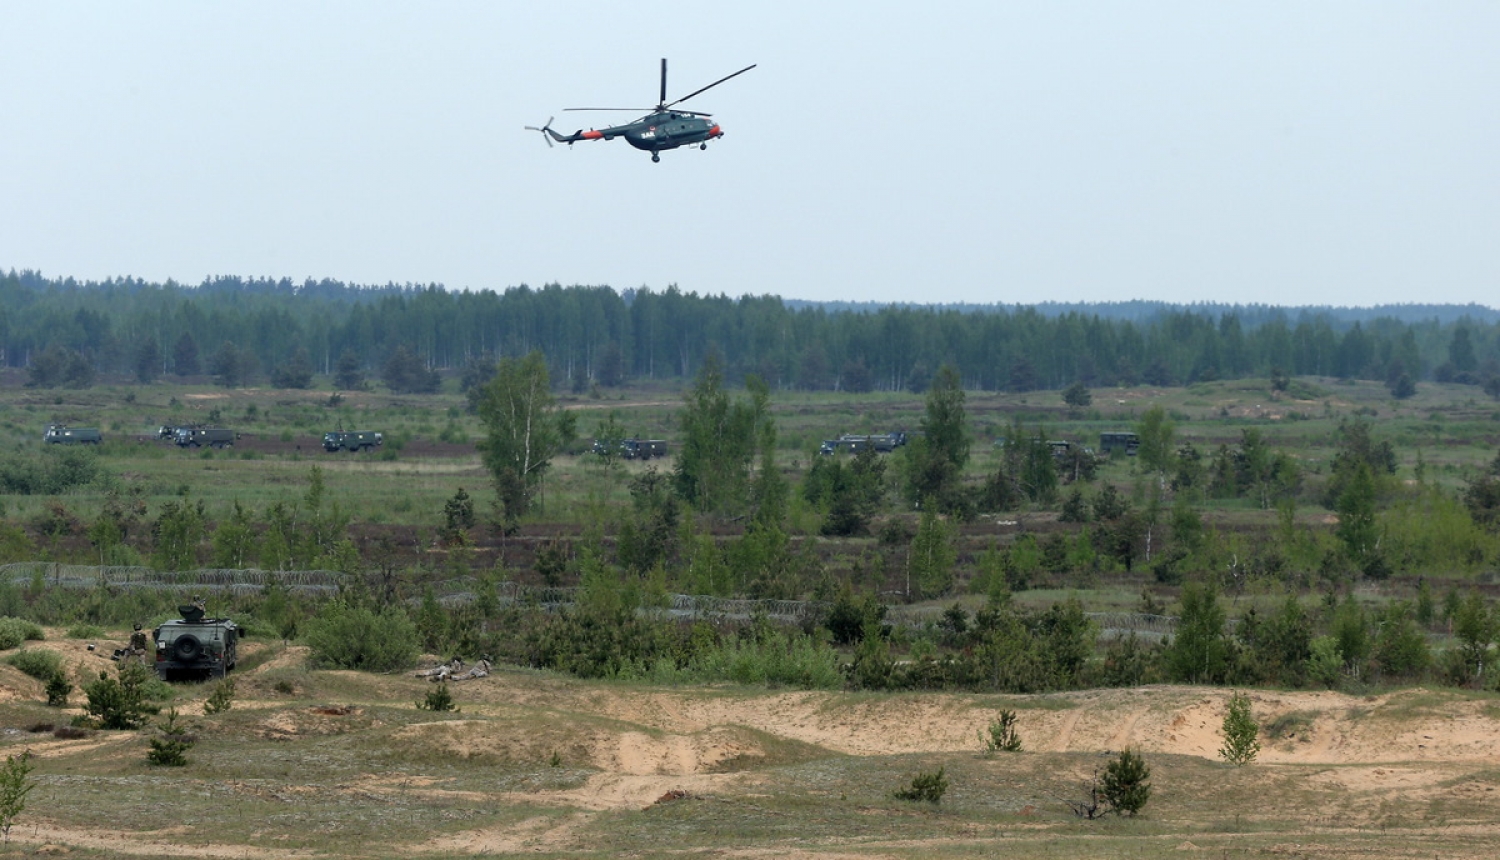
527,59,755,162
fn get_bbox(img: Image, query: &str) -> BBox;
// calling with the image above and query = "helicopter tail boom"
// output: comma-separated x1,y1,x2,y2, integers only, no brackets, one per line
526,118,611,147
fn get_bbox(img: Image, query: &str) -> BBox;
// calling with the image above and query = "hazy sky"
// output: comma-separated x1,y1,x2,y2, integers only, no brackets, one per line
3,2,1497,307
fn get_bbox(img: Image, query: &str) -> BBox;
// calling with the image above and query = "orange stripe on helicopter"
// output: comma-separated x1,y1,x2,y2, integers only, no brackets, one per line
709,124,723,137
582,130,605,140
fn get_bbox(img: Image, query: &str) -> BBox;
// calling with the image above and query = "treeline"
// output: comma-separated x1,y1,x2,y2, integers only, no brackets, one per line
5,270,1500,396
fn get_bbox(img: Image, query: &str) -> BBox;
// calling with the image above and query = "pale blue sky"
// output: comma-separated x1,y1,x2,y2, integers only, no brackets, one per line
3,2,1497,307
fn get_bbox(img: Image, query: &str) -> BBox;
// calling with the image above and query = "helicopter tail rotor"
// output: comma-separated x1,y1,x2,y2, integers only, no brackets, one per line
524,117,557,147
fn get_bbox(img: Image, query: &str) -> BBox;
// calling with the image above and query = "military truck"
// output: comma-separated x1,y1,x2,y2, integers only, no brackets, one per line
323,430,383,452
1099,431,1140,456
621,439,668,460
154,605,239,681
173,426,236,448
43,423,102,444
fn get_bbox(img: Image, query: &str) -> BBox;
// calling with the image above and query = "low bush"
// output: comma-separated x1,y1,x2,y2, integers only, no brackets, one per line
894,766,948,804
0,618,44,651
4,649,63,682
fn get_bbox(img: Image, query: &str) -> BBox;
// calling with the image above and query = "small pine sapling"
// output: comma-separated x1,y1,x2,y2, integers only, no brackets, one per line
0,750,34,843
45,672,73,708
1101,748,1152,817
418,682,458,712
980,709,1023,755
204,677,236,715
1219,690,1261,765
147,706,194,767
893,766,948,804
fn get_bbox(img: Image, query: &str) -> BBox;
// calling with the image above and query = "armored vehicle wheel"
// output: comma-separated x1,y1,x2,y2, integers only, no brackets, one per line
173,634,202,662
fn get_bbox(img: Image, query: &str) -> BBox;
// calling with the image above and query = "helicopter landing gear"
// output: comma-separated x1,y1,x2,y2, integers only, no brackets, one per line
652,153,660,163
700,143,707,150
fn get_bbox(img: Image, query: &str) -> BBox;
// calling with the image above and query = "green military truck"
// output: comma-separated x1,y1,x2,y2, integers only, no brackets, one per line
44,423,102,444
323,430,384,452
154,605,239,681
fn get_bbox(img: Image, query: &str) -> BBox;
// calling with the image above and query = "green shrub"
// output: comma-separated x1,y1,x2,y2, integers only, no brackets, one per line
82,662,159,730
203,678,235,715
894,766,948,804
417,682,458,712
1219,691,1260,765
65,624,107,640
303,601,419,673
1101,748,1152,816
45,674,72,707
0,618,44,650
146,707,193,767
981,709,1023,754
4,649,63,682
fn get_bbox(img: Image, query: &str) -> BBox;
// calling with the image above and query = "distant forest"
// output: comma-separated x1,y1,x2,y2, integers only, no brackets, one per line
4,269,1499,396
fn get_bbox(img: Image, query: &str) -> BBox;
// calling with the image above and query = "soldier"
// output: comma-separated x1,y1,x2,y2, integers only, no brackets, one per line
124,623,150,664
191,594,206,613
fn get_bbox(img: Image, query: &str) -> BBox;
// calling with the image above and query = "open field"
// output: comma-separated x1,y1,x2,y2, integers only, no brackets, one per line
5,374,1500,856
3,631,1500,858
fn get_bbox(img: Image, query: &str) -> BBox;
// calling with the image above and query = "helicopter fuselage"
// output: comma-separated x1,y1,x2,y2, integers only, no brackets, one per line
566,112,722,153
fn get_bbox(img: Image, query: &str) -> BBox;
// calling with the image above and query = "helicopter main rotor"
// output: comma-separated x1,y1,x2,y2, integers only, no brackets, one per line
562,58,756,117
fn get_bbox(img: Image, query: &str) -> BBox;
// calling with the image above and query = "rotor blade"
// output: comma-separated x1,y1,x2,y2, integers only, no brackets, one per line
664,63,755,109
660,58,667,107
563,107,652,112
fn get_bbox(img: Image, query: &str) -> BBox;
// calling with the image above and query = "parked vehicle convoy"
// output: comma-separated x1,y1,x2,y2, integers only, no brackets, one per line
43,423,102,444
323,430,384,452
818,431,908,455
591,438,668,460
172,426,236,448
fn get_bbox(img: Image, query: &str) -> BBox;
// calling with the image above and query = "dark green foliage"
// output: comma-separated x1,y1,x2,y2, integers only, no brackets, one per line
381,344,440,393
1164,581,1232,684
1101,748,1152,816
303,600,420,672
333,348,365,390
1062,380,1092,407
172,331,200,376
1235,596,1312,686
152,499,207,571
616,469,679,574
25,344,94,389
904,364,970,512
134,335,162,383
210,340,254,387
674,356,770,515
0,447,105,496
417,682,458,712
270,346,315,389
824,588,886,646
83,663,159,730
893,766,947,804
814,446,886,537
146,706,193,767
45,673,73,707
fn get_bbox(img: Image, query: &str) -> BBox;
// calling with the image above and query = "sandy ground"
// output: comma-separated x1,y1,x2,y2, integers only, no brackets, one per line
6,634,1500,858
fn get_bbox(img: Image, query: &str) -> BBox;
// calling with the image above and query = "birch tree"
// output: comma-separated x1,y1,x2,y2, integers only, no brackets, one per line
477,351,576,526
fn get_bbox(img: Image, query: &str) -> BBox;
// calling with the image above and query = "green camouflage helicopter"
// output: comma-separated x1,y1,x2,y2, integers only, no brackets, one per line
527,59,755,162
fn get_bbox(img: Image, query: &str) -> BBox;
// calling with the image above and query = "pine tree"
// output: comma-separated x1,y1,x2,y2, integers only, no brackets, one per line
1219,691,1260,765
